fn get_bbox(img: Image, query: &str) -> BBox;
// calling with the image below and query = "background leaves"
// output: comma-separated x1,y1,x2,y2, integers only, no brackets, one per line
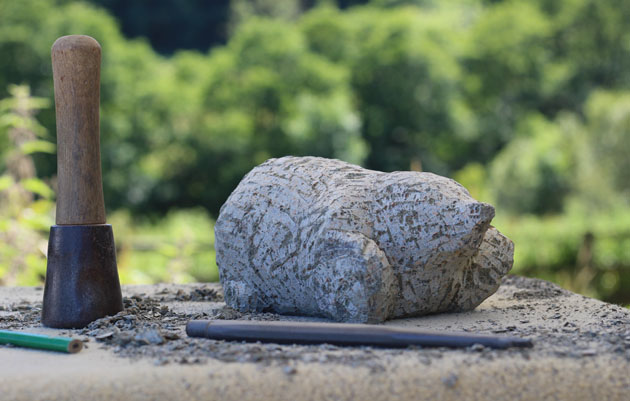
1,0,630,303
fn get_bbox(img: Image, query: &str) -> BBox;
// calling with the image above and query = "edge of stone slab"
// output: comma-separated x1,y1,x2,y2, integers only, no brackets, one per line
0,351,629,401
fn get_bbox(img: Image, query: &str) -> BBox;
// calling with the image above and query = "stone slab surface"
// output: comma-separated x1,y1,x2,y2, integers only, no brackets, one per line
1,276,630,401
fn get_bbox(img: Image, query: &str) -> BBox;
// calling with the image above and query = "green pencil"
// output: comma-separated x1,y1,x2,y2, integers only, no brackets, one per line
0,329,83,354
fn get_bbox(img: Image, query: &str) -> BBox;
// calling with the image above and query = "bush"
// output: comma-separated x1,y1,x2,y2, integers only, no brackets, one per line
494,208,630,304
111,209,218,284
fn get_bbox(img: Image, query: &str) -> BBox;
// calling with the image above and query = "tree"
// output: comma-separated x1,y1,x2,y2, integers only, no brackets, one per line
487,114,574,215
462,1,556,161
301,5,475,174
582,91,630,199
168,18,365,214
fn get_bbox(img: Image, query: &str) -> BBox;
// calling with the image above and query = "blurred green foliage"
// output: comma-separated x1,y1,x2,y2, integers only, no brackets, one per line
0,85,55,286
494,207,630,305
1,0,630,304
110,209,218,284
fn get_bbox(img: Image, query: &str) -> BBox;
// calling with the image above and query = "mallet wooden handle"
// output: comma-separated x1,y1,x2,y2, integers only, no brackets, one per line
52,35,106,225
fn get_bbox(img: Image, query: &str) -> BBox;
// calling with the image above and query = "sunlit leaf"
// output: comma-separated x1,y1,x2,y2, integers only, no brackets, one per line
0,175,14,191
21,178,55,199
20,140,56,155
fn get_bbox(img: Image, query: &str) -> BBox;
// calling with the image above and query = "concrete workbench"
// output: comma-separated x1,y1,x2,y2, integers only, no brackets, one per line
1,275,629,401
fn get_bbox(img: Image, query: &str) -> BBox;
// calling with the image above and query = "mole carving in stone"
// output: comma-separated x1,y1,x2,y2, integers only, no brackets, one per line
215,156,514,323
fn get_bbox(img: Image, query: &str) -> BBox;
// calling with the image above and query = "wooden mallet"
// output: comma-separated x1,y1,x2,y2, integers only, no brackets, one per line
42,35,123,328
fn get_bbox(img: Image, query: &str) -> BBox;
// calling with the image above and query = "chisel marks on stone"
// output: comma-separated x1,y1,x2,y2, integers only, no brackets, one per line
215,156,513,322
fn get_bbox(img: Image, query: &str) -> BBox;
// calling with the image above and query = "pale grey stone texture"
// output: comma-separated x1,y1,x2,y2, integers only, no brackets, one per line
215,156,513,322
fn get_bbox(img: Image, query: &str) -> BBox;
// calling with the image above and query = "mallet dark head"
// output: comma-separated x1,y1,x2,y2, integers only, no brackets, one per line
42,35,123,329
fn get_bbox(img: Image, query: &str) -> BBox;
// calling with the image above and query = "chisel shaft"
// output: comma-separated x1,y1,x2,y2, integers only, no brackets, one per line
186,320,533,349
